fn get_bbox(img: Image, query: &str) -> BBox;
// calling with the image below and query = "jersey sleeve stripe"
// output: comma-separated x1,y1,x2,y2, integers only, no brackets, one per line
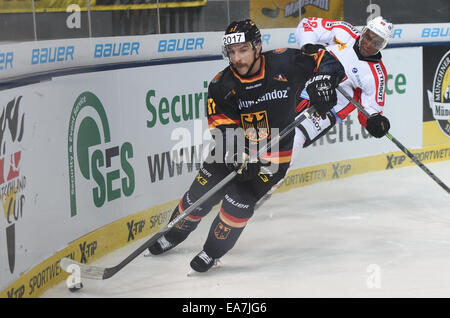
368,62,386,107
313,49,326,72
208,114,240,129
336,88,361,120
260,150,293,164
321,19,359,39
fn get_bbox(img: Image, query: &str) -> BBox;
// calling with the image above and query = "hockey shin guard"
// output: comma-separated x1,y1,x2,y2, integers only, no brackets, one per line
148,193,205,255
203,212,246,259
165,201,202,244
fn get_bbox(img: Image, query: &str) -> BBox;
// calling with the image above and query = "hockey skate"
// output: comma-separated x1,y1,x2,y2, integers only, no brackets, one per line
189,250,219,273
147,235,177,255
147,209,200,255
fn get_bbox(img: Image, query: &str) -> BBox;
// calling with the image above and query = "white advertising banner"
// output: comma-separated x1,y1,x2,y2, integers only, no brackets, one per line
0,59,227,290
0,23,446,81
0,32,224,81
0,47,421,293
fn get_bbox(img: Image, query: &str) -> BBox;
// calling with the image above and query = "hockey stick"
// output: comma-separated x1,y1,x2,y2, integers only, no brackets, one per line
60,107,316,280
336,86,450,194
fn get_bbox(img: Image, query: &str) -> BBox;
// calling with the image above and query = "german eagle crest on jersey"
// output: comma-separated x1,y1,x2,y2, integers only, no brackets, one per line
241,111,270,142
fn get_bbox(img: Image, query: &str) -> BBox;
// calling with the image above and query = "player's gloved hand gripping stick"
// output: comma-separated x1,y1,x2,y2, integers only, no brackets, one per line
336,86,450,194
60,106,319,281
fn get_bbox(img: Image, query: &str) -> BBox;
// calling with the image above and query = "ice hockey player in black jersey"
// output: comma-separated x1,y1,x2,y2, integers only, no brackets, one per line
147,19,345,272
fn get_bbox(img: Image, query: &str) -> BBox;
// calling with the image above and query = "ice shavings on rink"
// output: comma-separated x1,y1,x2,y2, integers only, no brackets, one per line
43,161,450,298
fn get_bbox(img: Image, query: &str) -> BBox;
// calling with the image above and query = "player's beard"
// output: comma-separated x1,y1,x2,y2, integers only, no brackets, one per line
233,62,251,76
232,54,260,77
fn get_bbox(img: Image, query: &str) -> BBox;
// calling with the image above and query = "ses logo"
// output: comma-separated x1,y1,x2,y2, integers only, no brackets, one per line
427,50,450,138
68,92,135,217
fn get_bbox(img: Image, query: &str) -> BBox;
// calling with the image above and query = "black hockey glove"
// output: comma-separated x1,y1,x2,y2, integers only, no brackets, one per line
305,73,338,119
366,114,390,138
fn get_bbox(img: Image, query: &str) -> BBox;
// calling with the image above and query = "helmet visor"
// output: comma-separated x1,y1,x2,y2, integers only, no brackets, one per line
359,29,388,56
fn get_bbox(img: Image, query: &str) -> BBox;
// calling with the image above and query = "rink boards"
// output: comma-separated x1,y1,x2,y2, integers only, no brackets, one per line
1,23,449,82
0,43,449,297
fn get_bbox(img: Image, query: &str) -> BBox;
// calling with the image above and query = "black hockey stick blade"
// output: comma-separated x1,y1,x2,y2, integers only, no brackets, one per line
336,86,450,194
60,170,238,280
60,108,314,280
59,172,236,280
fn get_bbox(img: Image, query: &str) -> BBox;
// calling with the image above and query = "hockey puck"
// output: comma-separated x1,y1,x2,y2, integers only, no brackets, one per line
68,282,83,292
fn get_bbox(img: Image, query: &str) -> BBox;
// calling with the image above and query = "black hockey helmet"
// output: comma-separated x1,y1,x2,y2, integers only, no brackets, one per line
223,19,262,76
223,19,261,51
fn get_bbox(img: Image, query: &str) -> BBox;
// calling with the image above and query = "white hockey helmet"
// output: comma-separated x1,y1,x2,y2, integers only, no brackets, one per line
360,16,393,53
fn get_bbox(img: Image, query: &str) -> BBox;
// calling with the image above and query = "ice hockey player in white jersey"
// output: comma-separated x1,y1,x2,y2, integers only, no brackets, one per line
292,16,394,150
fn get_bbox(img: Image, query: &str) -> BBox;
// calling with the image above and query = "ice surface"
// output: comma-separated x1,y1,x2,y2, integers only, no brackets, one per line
42,161,450,298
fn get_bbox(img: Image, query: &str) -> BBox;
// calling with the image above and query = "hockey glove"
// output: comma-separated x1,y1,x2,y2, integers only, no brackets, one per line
225,148,261,182
366,114,390,138
305,73,338,119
